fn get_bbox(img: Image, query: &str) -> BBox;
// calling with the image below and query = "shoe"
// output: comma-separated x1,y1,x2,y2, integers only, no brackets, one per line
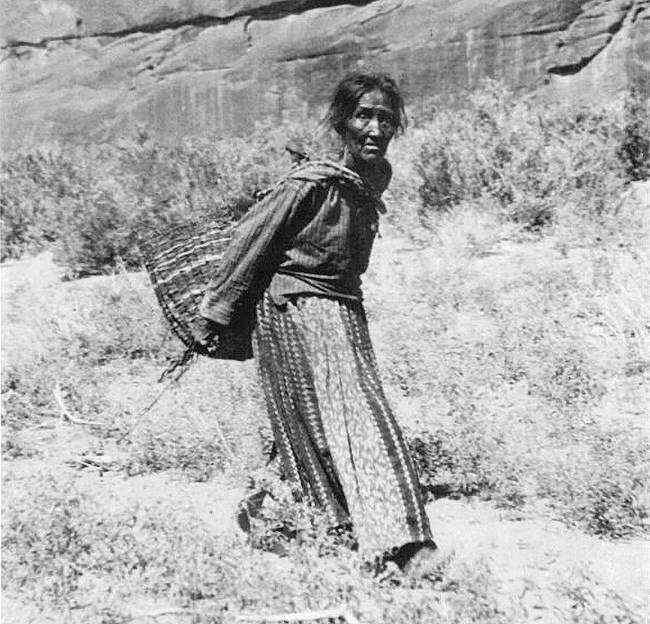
392,541,440,576
236,489,269,534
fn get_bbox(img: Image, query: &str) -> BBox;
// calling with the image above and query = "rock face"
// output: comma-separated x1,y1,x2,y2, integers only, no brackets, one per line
1,0,648,148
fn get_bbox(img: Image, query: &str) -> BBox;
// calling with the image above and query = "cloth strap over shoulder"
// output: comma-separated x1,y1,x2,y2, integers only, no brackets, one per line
257,160,386,212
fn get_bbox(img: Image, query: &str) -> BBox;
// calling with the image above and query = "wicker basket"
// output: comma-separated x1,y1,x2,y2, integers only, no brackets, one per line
138,220,255,361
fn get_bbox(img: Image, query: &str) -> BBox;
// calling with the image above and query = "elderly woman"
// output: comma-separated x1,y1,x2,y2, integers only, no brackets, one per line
195,73,437,570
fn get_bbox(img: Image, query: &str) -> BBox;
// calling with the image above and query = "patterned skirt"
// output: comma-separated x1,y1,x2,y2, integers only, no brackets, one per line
253,292,433,557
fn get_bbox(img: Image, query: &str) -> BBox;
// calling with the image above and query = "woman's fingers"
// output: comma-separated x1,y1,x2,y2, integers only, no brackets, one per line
192,317,222,345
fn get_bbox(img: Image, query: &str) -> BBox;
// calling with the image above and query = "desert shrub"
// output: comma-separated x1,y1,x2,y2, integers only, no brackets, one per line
122,428,228,481
1,359,57,429
0,187,50,261
539,428,650,537
4,83,638,273
369,216,649,537
0,119,336,275
407,414,649,537
1,298,118,435
48,139,250,278
2,476,236,607
618,88,650,181
1,83,644,269
1,433,40,460
56,275,173,365
0,148,95,261
53,184,142,279
1,353,114,434
1,267,176,434
413,81,629,229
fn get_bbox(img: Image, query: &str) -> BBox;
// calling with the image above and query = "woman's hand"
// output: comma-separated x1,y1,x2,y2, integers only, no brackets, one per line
191,316,224,348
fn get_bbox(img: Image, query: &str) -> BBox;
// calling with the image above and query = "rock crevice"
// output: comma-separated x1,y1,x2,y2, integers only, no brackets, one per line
548,0,637,75
1,0,647,148
1,0,378,49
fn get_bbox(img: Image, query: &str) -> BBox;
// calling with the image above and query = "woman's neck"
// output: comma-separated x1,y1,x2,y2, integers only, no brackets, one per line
342,153,391,196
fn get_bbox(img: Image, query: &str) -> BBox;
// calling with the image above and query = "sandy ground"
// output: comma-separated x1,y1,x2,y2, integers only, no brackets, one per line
2,247,649,623
3,434,649,622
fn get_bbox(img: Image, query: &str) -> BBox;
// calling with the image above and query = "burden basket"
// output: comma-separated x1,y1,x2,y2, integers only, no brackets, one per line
138,220,255,362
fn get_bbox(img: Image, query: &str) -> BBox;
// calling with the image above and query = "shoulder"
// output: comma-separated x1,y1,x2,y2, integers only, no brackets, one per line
257,174,316,204
268,159,390,202
286,159,378,195
285,160,350,184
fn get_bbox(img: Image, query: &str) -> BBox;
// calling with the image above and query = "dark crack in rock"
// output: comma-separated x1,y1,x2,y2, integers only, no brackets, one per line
0,0,648,148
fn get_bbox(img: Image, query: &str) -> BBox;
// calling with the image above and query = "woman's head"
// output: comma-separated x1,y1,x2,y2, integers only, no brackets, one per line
326,73,407,137
325,73,406,168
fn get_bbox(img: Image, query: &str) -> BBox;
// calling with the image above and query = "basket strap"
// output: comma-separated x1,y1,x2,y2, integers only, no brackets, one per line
157,346,197,383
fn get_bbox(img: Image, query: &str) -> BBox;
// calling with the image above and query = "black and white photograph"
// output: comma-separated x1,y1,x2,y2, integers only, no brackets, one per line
1,1,649,622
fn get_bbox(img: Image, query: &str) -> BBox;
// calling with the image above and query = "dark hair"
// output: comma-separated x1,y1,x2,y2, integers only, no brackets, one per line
325,73,407,136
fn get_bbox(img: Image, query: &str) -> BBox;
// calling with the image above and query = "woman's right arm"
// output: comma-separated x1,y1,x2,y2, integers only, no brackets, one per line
198,179,313,326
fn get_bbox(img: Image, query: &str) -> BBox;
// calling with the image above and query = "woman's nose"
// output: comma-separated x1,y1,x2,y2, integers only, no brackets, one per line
367,116,381,135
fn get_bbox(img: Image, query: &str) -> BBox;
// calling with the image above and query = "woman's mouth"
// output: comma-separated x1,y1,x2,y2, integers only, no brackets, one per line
363,142,382,153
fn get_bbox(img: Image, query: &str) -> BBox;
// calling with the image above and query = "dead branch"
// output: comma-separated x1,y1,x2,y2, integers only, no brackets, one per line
129,608,198,621
65,454,117,471
24,422,56,431
53,380,103,427
237,609,362,624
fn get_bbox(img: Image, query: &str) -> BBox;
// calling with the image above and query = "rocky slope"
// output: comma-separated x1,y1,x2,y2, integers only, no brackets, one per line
1,0,648,147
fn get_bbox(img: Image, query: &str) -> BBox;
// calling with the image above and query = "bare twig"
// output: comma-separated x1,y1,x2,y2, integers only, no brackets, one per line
129,608,198,621
24,422,56,431
53,380,103,427
66,455,117,471
237,609,362,623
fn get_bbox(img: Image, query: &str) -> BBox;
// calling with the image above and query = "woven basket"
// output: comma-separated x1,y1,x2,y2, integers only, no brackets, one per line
138,220,255,361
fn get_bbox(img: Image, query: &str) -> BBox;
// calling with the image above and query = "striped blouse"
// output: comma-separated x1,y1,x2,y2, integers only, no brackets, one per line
199,160,385,326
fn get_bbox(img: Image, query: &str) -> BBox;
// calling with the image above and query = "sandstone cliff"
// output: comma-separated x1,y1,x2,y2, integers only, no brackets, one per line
1,0,648,147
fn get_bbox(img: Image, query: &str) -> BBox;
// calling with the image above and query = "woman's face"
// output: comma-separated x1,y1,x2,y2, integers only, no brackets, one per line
342,89,397,167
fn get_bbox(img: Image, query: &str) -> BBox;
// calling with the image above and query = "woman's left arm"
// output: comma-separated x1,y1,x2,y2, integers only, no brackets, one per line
199,179,313,326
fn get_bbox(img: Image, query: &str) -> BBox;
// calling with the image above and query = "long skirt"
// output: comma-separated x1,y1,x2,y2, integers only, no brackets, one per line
253,291,433,557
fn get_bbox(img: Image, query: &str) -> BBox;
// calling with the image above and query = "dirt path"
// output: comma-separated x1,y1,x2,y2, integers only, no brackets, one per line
433,499,649,615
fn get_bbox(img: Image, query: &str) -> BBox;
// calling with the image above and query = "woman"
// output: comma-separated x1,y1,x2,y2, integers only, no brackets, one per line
195,73,437,570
